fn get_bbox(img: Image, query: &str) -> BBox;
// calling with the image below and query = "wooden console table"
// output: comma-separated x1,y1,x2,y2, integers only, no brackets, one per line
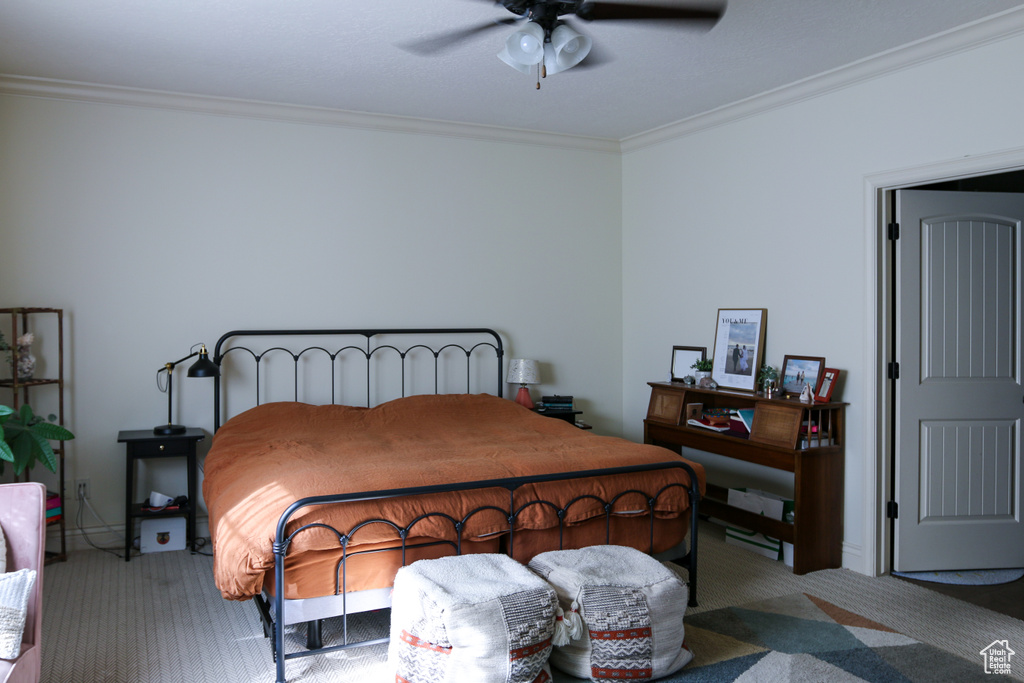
644,382,845,574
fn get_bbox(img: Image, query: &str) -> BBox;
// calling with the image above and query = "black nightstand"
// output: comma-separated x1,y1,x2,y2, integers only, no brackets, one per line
533,408,592,429
118,428,204,562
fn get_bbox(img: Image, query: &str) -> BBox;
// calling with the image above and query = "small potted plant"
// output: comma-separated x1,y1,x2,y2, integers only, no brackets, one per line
0,404,74,476
758,364,779,396
691,358,713,385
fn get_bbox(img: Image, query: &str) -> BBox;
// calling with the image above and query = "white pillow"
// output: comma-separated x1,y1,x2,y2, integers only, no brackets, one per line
0,568,36,660
529,546,692,681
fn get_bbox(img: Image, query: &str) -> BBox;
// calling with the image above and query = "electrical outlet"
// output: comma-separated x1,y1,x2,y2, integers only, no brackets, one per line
75,478,90,500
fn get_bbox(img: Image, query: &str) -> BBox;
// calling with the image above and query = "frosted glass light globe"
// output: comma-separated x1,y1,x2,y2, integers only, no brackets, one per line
520,34,540,55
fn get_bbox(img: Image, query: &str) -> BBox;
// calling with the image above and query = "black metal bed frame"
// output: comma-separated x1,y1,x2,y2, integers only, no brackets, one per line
207,328,701,683
212,328,506,431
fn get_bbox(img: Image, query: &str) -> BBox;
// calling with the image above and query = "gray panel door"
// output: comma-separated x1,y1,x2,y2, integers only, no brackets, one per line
895,190,1024,571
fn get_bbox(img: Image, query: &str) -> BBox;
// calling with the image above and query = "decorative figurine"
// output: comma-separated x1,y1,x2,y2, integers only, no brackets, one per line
799,382,813,403
15,333,35,381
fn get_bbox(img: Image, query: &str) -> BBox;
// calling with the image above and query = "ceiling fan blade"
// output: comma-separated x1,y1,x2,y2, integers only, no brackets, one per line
398,17,519,56
575,1,724,23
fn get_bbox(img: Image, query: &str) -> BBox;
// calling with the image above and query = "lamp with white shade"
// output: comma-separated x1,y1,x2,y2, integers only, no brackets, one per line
506,358,540,409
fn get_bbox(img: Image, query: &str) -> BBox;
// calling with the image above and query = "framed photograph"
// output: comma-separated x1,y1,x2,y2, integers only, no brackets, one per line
670,346,706,382
814,367,840,403
780,355,826,398
711,308,767,392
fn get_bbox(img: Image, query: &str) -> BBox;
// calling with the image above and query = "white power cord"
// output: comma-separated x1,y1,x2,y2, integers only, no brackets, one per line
74,485,212,558
75,485,128,558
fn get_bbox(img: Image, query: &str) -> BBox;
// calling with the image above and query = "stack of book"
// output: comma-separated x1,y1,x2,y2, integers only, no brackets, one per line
799,420,832,448
686,417,730,432
46,490,61,524
687,409,752,437
538,395,574,410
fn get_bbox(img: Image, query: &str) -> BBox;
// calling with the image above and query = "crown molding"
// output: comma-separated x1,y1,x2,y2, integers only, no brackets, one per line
0,74,621,155
621,6,1024,154
4,6,1023,157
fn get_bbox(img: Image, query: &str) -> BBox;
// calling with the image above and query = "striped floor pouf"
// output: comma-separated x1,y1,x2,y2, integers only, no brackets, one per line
389,553,558,683
528,545,692,681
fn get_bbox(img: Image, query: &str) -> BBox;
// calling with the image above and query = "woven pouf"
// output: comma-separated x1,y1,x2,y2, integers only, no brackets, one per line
528,545,692,681
389,553,558,683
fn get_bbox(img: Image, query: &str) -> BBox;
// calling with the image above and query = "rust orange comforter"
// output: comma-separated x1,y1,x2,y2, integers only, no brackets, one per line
203,393,704,600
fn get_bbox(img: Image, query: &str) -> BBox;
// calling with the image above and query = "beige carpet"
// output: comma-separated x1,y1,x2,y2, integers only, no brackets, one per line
41,522,1024,682
556,592,993,682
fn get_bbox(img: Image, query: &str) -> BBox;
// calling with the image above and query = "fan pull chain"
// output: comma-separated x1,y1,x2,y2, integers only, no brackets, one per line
535,61,548,90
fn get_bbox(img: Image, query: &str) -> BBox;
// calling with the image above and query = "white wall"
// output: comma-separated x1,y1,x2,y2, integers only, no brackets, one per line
622,30,1024,573
0,94,624,535
5,21,1023,567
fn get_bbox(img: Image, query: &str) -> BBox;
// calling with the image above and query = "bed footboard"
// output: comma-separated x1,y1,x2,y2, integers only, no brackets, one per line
263,460,701,683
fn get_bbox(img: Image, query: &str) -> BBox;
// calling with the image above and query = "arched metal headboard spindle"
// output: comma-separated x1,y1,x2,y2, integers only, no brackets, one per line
212,328,504,431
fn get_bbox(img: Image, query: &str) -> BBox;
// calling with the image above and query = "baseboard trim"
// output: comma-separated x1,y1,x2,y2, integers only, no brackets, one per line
53,516,211,555
843,541,867,576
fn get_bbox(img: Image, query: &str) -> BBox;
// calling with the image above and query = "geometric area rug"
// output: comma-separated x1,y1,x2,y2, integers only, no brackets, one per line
553,593,990,682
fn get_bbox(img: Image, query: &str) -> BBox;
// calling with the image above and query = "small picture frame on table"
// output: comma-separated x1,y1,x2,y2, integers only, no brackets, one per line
814,368,839,403
780,355,825,398
670,346,706,382
711,308,767,392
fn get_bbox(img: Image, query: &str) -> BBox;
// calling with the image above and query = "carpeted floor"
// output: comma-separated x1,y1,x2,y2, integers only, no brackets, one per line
41,522,1024,682
554,592,989,682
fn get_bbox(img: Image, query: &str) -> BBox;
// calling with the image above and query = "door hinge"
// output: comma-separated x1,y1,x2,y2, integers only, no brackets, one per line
887,501,898,519
887,222,900,240
887,361,900,380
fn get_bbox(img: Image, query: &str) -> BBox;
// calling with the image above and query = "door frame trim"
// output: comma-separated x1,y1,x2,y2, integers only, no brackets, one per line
865,146,1024,577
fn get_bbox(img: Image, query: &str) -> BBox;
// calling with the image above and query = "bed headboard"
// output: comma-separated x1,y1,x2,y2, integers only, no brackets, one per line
210,328,505,431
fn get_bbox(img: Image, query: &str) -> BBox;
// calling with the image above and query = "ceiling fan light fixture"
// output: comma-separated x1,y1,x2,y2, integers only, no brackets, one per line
497,46,532,74
545,24,592,74
498,21,546,72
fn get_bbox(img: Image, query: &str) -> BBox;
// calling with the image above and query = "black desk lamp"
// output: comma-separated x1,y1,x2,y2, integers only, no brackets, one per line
154,343,219,435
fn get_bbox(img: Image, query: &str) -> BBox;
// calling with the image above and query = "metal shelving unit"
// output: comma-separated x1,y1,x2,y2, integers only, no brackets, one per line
1,307,67,563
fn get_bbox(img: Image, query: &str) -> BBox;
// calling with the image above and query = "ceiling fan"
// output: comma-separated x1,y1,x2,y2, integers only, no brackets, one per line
402,0,725,86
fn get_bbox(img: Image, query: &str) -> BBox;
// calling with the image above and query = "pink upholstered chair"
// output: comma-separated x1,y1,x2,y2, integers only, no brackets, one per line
0,482,45,683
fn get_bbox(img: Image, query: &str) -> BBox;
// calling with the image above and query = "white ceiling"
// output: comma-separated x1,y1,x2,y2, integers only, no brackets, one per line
1,0,1023,141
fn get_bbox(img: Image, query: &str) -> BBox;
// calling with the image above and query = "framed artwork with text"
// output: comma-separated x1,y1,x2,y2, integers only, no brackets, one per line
711,308,767,392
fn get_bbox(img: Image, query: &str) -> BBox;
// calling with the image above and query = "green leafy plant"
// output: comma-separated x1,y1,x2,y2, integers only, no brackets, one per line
758,364,779,393
0,404,74,475
691,358,713,372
